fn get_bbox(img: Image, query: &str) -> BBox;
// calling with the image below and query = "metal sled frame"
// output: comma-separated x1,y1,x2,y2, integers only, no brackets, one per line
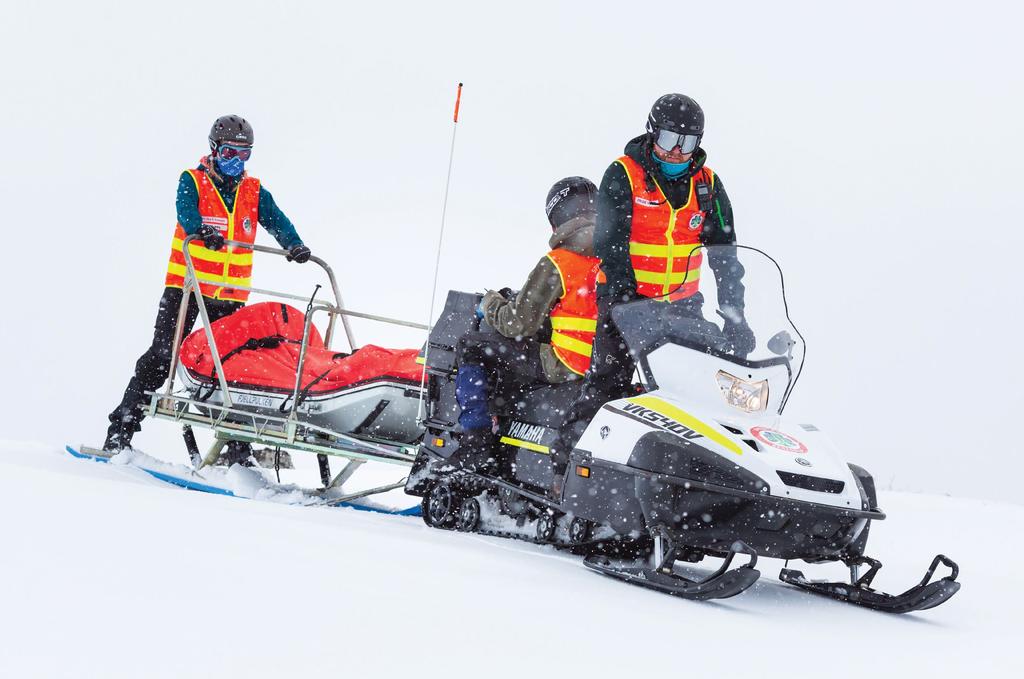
143,233,429,491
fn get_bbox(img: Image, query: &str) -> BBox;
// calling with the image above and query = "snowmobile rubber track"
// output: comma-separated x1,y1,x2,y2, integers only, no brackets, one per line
421,480,648,557
450,518,649,556
779,554,961,613
583,542,761,601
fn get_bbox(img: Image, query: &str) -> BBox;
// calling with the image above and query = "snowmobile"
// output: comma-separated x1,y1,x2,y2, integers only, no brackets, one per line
406,244,961,612
77,234,430,508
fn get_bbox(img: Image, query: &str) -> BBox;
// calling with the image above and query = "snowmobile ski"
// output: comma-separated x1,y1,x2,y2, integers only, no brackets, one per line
583,541,761,601
779,554,961,613
65,445,420,516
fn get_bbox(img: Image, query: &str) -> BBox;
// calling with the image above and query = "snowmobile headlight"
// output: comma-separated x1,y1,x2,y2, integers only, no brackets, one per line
716,370,769,413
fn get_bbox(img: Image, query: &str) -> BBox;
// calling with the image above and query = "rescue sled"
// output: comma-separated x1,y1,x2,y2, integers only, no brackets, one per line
177,301,425,446
111,234,431,498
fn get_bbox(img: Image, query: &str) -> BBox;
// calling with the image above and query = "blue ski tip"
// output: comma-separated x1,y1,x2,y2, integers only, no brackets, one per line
65,445,420,516
66,445,110,462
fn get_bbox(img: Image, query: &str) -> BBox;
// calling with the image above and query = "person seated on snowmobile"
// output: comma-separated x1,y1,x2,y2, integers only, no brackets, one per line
451,177,603,471
103,115,313,460
551,94,753,470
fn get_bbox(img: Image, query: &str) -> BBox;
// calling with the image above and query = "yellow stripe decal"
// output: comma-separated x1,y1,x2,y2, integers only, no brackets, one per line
551,332,594,358
499,436,550,454
627,395,744,456
550,316,597,332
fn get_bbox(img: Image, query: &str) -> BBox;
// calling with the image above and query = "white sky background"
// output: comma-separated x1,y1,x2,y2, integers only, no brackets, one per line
0,0,1021,502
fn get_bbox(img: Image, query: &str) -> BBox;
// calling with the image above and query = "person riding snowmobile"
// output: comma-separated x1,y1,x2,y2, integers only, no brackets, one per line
103,115,313,457
551,94,753,469
452,177,602,470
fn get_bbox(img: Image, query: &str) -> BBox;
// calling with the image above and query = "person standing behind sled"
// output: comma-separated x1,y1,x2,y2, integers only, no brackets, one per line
103,115,313,454
550,93,752,470
452,177,603,471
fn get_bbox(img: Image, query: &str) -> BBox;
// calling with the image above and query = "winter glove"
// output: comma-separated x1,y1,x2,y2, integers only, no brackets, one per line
718,310,756,357
479,290,506,321
287,244,312,263
197,225,225,251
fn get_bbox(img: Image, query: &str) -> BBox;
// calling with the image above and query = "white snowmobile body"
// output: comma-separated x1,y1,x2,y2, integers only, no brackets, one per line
549,245,881,560
576,347,866,513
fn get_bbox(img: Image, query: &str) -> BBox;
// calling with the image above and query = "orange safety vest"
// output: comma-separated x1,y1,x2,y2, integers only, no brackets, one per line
546,248,603,376
617,155,714,302
165,168,260,303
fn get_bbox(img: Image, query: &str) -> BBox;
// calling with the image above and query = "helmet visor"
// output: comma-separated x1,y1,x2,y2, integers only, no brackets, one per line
654,129,700,154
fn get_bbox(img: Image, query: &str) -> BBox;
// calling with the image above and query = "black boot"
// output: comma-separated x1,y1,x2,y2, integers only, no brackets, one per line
103,406,142,453
448,429,498,473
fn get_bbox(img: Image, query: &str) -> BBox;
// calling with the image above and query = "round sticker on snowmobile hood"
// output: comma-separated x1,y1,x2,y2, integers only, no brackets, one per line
751,426,808,454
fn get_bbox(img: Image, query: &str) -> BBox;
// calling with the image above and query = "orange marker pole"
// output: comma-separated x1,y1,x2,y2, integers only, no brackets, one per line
419,82,465,423
453,82,463,122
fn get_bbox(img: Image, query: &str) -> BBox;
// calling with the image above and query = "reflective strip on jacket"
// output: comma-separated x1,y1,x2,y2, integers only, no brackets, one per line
165,169,260,302
616,155,713,301
546,248,603,376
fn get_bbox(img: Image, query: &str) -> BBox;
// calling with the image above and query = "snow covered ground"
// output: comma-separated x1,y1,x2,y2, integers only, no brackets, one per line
1,440,1018,678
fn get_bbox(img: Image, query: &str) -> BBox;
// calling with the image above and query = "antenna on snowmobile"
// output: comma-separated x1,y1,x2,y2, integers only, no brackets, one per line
417,82,463,424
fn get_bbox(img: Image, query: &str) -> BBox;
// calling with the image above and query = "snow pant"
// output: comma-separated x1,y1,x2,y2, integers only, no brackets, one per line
104,286,242,450
550,297,636,471
455,331,547,431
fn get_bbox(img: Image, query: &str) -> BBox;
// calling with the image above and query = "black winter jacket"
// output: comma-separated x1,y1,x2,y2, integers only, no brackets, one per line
596,135,739,304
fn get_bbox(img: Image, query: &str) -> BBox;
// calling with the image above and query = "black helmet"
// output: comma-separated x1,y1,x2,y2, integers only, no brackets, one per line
209,115,254,149
545,176,597,230
646,93,704,136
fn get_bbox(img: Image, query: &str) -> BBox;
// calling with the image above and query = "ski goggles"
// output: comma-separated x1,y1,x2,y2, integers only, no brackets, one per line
653,128,701,154
217,144,253,161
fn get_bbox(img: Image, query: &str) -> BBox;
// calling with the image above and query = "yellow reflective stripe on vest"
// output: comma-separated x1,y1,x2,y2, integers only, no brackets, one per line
550,316,597,332
206,177,244,283
551,331,594,358
171,238,253,265
663,207,679,295
633,268,701,285
166,262,251,288
629,242,702,258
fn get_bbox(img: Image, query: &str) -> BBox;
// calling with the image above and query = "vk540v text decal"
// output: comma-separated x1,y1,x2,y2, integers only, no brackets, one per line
610,402,704,441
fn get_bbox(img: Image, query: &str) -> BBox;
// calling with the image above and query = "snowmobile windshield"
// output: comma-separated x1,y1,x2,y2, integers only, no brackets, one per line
611,245,806,413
